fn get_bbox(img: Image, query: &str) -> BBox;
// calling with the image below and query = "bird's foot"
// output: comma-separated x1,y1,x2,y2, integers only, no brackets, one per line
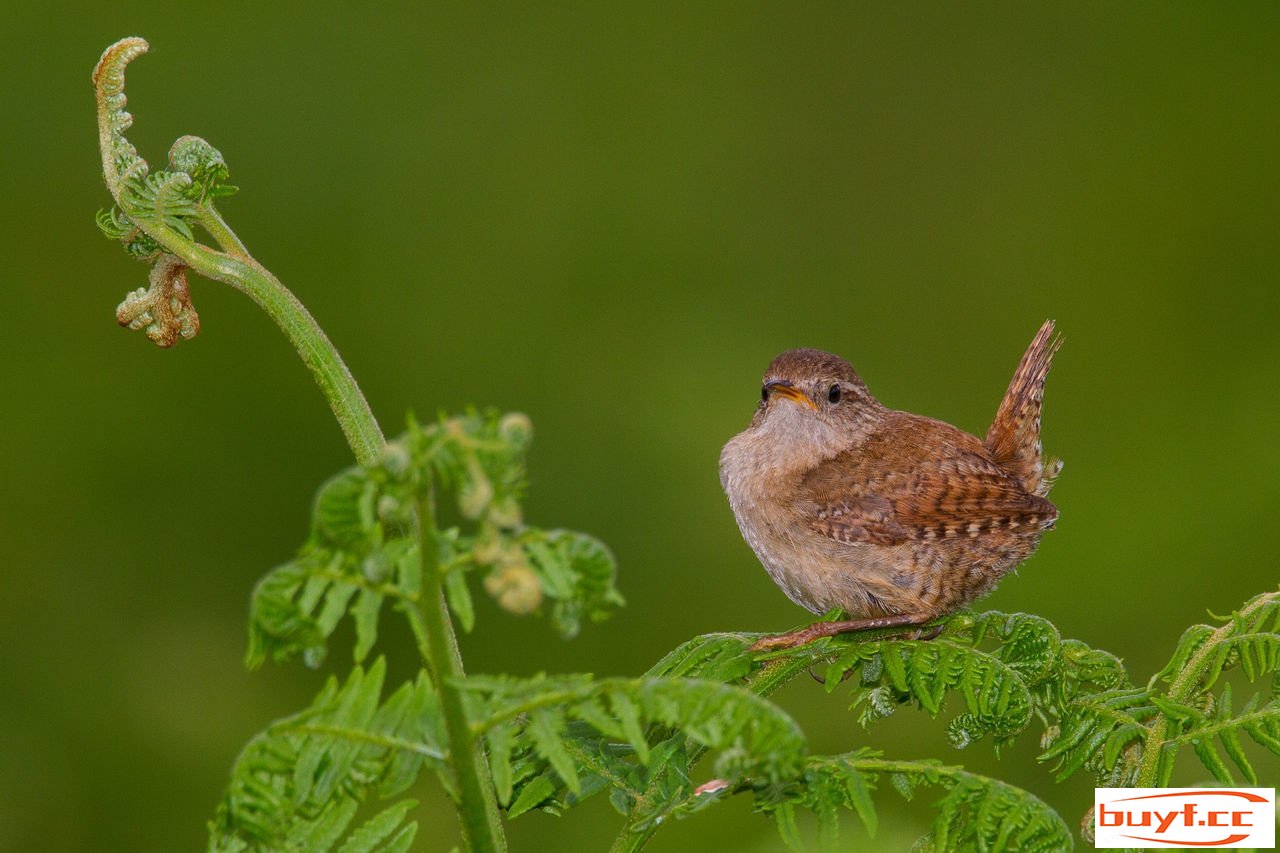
749,613,935,652
904,622,946,642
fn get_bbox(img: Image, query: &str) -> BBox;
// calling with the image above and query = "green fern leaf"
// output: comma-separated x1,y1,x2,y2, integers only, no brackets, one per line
292,798,358,853
522,529,625,638
444,568,475,632
334,800,417,853
645,632,756,683
1041,588,1279,792
829,635,1034,745
528,708,581,794
508,774,557,818
247,412,625,667
209,662,442,851
461,673,806,819
351,588,383,662
748,750,1071,853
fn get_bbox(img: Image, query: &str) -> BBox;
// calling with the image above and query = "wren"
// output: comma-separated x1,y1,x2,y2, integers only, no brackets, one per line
720,321,1062,650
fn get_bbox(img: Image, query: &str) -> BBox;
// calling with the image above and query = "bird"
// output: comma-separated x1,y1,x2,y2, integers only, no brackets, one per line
719,321,1062,650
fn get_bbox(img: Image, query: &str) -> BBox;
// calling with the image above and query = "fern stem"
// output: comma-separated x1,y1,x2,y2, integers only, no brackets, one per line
609,824,650,853
138,225,385,464
197,203,250,258
283,721,446,761
416,487,508,852
94,37,383,464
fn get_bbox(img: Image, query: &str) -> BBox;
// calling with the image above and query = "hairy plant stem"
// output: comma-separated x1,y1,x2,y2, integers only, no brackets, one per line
138,223,384,464
169,217,508,848
162,216,508,849
416,487,508,852
95,38,381,463
170,222,507,846
197,203,250,258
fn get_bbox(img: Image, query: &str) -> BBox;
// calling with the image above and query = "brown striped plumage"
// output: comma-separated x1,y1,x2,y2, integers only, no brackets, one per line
719,322,1062,649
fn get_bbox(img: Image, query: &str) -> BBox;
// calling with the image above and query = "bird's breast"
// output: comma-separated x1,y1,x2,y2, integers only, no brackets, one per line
720,430,836,612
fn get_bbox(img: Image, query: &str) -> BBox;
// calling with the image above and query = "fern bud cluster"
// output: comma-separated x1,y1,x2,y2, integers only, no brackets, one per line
246,411,624,670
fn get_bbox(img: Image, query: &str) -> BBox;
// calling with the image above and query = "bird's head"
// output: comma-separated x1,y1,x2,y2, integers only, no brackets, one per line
749,348,881,446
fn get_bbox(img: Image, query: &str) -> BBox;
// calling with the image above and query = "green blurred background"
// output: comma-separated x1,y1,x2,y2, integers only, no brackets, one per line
3,3,1277,850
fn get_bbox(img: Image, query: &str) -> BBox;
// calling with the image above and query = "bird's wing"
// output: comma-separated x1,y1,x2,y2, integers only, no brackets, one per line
803,416,1057,547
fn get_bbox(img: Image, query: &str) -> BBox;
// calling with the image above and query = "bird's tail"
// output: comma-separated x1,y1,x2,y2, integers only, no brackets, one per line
985,320,1062,497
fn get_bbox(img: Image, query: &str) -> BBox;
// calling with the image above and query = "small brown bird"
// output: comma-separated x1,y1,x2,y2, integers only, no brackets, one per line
720,321,1062,650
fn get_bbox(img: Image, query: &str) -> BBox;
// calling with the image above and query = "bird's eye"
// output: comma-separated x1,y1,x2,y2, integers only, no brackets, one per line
760,385,769,402
827,384,842,404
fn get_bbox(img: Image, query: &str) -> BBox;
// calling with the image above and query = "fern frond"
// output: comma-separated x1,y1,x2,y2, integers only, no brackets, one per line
244,544,414,669
457,674,806,820
1041,587,1280,789
670,749,1071,853
698,611,1129,759
170,135,239,201
209,659,442,851
824,634,1035,748
1167,683,1279,785
519,528,623,637
93,40,232,256
893,759,1070,853
1039,687,1154,784
97,205,161,257
93,37,151,206
247,412,624,667
594,616,1118,847
123,169,200,238
783,611,1124,751
113,252,200,347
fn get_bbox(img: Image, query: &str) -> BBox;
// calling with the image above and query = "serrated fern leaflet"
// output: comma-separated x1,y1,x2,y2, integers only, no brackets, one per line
209,659,439,852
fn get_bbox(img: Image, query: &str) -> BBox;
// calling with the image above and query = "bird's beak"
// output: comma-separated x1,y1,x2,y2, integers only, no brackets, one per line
764,381,818,410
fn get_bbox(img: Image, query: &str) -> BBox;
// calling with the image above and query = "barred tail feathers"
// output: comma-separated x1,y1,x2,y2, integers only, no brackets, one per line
984,320,1061,497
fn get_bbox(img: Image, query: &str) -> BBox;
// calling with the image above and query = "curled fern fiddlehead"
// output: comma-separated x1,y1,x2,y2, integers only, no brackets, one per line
92,36,383,460
114,253,199,347
93,39,239,347
93,37,151,203
169,135,239,202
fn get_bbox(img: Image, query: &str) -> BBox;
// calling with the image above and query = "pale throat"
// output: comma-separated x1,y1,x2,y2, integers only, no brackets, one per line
723,403,846,498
